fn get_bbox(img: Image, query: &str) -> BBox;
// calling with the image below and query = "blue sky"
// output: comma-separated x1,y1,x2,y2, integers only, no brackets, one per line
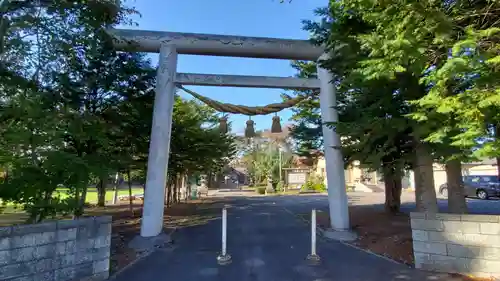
121,0,325,134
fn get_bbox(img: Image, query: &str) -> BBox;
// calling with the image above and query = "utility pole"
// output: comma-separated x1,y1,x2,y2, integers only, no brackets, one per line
279,147,282,182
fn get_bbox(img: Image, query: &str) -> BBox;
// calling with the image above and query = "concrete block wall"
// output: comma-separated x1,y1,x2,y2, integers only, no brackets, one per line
0,216,112,281
411,212,500,279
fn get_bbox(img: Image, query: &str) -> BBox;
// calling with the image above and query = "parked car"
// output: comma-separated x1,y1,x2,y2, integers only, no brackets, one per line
439,175,500,200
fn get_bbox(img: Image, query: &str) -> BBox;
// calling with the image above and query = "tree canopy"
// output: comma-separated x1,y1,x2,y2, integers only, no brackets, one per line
289,0,500,214
0,1,236,221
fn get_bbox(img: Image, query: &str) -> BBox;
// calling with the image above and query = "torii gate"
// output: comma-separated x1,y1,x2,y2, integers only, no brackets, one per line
108,28,351,241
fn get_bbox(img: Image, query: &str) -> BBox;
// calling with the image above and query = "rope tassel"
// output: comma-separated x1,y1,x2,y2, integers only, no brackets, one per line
245,118,255,138
219,115,228,134
271,115,282,133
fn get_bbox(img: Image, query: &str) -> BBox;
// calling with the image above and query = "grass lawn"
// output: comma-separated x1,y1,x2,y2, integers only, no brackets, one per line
54,187,144,203
0,187,144,226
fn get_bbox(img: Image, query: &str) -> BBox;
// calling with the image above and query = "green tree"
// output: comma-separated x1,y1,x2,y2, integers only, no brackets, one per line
335,0,499,213
163,97,237,203
0,0,140,219
0,0,238,222
239,134,293,187
303,0,500,214
410,2,500,209
288,61,323,162
100,54,157,206
289,4,420,213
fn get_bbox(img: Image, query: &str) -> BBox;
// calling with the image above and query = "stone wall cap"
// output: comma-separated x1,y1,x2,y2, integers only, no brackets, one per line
410,212,500,223
11,222,56,236
94,216,112,225
57,217,94,230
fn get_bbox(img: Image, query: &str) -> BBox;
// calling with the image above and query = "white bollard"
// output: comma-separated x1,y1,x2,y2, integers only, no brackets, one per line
217,207,232,265
311,209,317,255
306,209,321,264
222,208,227,255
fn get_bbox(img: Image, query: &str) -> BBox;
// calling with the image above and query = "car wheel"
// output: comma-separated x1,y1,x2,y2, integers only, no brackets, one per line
477,189,488,200
440,187,448,198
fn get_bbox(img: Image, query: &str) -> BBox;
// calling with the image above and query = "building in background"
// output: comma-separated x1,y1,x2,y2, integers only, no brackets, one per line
314,157,498,193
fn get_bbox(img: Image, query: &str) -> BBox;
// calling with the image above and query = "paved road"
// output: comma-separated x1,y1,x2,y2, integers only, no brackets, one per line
111,195,471,281
239,192,500,215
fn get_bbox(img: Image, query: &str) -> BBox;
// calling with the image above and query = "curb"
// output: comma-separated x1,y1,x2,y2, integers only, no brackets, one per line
108,227,178,280
282,206,406,267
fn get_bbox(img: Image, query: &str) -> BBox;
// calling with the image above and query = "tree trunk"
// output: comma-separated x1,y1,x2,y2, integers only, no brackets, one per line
112,172,119,205
97,177,106,207
38,190,53,223
165,179,168,203
446,159,468,213
112,186,118,205
73,184,87,218
177,174,183,202
207,171,213,189
73,184,80,219
186,175,191,202
495,124,500,179
142,183,145,206
383,164,403,214
496,156,500,181
217,171,224,188
166,181,172,207
177,180,181,202
172,175,178,204
79,185,88,209
413,141,439,213
127,169,134,216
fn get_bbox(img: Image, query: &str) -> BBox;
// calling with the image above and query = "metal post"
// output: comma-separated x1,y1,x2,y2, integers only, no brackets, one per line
306,209,321,263
278,147,285,192
217,207,232,265
279,148,282,182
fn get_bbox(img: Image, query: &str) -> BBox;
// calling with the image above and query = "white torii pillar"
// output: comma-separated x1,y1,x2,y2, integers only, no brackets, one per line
317,54,351,234
140,44,177,237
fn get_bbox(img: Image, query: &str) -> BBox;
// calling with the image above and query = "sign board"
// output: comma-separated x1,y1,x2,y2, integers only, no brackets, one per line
286,168,310,174
283,168,310,185
287,173,307,184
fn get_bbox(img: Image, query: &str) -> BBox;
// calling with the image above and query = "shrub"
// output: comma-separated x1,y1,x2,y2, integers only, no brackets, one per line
313,182,327,192
275,181,284,192
256,186,266,194
301,174,327,192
